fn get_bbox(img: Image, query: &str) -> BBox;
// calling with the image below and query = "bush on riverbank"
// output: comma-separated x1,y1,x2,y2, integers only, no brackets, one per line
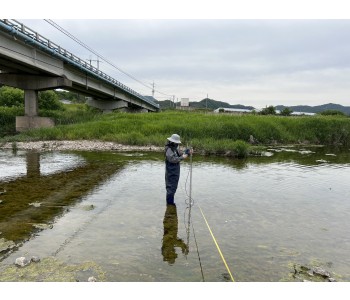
0,107,24,137
1,110,350,157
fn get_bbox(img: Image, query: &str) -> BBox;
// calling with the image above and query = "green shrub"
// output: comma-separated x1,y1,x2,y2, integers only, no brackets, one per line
38,91,64,110
0,106,24,137
0,86,24,107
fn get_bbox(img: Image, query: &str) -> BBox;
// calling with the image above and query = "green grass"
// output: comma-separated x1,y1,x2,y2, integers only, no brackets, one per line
1,109,350,158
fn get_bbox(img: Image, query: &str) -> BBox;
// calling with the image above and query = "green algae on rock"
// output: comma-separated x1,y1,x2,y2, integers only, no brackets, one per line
0,257,106,282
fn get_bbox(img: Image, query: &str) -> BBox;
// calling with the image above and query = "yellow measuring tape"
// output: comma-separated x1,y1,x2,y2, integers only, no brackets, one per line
197,203,235,282
186,150,234,282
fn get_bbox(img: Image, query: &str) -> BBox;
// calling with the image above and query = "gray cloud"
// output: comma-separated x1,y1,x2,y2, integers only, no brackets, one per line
17,19,350,107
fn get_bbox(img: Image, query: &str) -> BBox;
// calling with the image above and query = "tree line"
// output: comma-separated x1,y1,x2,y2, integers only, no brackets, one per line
0,86,86,110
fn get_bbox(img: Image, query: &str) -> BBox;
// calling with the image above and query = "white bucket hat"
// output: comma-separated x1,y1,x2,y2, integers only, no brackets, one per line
167,134,181,144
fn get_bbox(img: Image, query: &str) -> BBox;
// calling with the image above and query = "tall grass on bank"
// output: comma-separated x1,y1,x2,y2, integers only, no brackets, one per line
2,110,350,157
0,104,99,138
39,104,101,126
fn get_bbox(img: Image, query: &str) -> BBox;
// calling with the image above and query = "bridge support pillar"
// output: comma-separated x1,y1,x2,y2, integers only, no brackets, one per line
0,74,72,132
24,90,38,117
16,116,55,132
15,89,55,132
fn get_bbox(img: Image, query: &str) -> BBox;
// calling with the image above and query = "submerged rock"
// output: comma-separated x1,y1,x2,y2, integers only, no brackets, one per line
312,266,331,278
1,257,106,282
32,223,53,230
291,263,335,282
316,159,328,163
80,204,95,211
0,238,16,253
299,150,315,154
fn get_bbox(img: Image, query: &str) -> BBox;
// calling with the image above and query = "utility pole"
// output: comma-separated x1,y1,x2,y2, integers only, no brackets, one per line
152,81,155,98
206,93,208,110
87,56,102,70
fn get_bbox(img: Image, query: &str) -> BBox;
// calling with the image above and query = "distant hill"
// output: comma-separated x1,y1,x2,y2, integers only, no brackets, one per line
155,98,255,110
275,103,350,115
152,97,350,115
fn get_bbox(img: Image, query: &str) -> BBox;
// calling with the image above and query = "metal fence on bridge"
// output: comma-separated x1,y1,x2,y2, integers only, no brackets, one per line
0,19,159,110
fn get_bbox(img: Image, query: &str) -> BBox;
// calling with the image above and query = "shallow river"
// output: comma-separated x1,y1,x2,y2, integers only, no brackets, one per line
0,145,350,282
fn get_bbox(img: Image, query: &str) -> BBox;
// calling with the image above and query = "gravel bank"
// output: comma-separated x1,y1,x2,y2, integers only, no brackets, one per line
0,140,164,152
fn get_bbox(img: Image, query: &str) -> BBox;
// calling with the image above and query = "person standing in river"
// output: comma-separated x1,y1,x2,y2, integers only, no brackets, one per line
165,134,192,206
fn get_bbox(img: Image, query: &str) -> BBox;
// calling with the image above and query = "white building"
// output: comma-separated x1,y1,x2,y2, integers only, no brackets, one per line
213,107,316,116
181,98,189,107
213,107,254,114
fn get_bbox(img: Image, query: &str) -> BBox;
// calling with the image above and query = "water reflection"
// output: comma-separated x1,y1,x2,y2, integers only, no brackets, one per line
1,146,350,282
26,152,41,178
0,150,126,260
161,204,188,265
199,145,350,171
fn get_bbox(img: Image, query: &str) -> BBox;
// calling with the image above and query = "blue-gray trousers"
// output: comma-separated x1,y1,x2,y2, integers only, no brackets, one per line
165,160,180,204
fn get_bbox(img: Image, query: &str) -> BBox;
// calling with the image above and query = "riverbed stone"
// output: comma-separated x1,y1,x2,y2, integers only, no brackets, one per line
31,256,41,263
0,140,164,152
88,276,97,282
291,263,335,282
15,257,31,267
32,223,53,230
312,267,331,278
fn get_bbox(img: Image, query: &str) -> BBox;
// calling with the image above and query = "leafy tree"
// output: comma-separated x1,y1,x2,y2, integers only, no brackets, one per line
260,105,276,115
0,86,24,107
38,90,65,110
280,107,293,116
0,87,64,111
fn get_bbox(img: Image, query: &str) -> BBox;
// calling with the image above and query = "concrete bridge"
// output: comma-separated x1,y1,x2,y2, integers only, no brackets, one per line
0,19,159,131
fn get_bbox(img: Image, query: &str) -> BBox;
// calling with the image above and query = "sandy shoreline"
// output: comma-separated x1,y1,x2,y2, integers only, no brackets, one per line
0,140,164,152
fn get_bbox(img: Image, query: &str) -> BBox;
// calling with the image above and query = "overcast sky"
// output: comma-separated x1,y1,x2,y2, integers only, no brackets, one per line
13,6,350,108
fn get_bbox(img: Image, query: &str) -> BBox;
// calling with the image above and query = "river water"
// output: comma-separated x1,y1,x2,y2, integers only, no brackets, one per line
0,145,350,282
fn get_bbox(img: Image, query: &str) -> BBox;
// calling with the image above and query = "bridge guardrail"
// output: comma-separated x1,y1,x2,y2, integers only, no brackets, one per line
0,19,159,109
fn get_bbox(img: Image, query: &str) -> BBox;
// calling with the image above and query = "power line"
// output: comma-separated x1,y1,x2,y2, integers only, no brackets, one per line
44,19,157,92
